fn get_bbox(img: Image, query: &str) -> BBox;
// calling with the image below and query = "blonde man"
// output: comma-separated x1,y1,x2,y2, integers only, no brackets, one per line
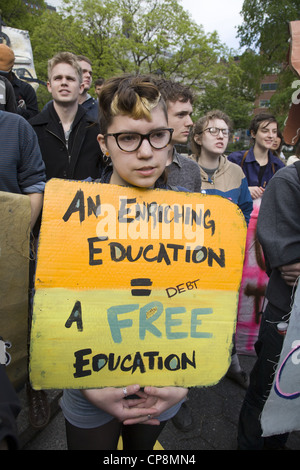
30,52,103,182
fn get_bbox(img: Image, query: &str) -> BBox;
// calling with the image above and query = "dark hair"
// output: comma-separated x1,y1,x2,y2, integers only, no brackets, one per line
272,128,283,157
95,78,105,87
249,113,278,136
191,109,232,157
154,78,194,106
98,74,168,134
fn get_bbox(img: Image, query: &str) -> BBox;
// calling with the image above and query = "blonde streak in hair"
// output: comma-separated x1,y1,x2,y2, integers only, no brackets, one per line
133,95,151,120
110,91,161,121
110,94,120,116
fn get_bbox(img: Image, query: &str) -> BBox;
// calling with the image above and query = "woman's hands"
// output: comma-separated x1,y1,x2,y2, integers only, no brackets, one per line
82,385,188,426
123,386,188,425
82,384,158,425
249,186,265,200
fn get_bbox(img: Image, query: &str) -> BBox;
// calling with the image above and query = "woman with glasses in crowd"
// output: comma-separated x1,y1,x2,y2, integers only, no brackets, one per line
228,113,285,199
191,109,253,225
60,74,188,450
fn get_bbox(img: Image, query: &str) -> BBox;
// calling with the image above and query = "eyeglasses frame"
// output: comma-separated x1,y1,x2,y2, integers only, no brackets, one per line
201,127,230,137
104,128,174,152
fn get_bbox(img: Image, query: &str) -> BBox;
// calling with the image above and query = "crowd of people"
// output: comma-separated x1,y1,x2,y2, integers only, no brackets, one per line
0,42,299,451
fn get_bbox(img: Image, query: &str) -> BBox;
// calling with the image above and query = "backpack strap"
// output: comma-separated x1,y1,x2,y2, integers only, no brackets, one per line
240,150,249,169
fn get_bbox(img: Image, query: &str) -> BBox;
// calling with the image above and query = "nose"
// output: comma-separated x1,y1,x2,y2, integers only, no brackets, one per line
137,136,153,158
185,116,193,127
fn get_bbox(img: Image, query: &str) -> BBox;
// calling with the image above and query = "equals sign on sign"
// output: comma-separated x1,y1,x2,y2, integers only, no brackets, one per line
131,278,153,296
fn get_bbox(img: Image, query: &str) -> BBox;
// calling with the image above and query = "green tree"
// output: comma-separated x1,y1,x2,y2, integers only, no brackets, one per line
3,0,258,127
238,0,299,64
30,0,231,108
237,0,300,124
196,56,254,129
0,0,46,32
31,0,252,121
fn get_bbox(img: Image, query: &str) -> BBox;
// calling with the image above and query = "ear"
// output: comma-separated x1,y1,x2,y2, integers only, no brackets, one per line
97,134,108,156
250,130,256,139
47,81,52,93
194,134,202,146
79,81,85,94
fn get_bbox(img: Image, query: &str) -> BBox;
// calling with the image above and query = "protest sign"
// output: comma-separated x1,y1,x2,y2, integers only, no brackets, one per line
0,191,31,389
30,179,247,389
261,283,300,436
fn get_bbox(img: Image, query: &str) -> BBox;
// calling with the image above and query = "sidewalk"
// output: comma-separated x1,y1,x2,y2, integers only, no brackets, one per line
19,355,300,450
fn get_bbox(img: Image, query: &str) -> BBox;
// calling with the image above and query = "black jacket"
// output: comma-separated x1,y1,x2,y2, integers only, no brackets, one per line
11,72,39,120
257,164,300,314
29,102,103,181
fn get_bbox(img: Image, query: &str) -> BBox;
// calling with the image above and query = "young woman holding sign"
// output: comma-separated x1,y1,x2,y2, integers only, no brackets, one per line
60,75,188,450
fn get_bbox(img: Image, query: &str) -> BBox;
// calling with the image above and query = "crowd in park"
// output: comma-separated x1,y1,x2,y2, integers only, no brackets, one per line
0,30,300,451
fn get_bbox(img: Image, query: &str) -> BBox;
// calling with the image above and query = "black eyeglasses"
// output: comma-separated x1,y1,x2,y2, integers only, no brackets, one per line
105,128,173,152
202,127,230,137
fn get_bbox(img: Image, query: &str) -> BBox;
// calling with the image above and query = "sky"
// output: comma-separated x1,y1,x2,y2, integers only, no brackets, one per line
47,0,245,51
181,0,245,50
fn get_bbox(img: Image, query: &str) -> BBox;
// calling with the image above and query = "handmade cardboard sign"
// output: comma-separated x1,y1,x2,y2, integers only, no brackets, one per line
261,283,300,436
30,179,247,389
0,191,31,389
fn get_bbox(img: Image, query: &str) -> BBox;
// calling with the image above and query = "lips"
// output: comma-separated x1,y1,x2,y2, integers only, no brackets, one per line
136,166,156,176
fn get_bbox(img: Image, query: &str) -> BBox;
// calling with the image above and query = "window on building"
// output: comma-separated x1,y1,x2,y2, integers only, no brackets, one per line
261,83,277,91
259,100,271,108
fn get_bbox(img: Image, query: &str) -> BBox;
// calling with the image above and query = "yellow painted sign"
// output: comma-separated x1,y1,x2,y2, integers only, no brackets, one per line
30,179,247,389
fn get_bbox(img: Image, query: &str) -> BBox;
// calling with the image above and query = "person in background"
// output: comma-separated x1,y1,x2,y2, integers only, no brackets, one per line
271,129,286,163
60,74,188,450
228,113,285,199
94,77,105,100
191,109,252,389
191,109,253,224
76,55,98,121
30,51,103,182
0,44,38,120
0,109,45,230
237,147,300,449
155,78,201,192
0,75,17,113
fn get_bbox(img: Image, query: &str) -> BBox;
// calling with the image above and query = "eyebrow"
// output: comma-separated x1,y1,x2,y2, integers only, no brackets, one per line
53,74,77,80
175,110,192,116
108,127,169,134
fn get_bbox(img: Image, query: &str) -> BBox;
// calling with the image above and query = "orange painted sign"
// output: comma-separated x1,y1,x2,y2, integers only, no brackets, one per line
30,179,246,389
